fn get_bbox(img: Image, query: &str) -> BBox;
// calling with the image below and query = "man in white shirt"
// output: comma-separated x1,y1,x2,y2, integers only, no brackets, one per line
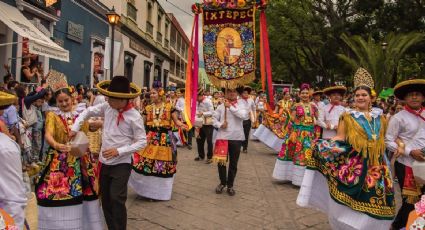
312,90,325,111
213,88,249,196
239,87,256,153
317,86,346,139
385,79,425,230
0,91,27,229
195,90,215,163
71,76,147,230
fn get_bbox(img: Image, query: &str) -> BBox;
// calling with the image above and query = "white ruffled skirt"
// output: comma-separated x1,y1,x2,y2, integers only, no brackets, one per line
296,169,393,230
129,172,175,201
38,199,103,230
272,160,305,186
253,124,284,152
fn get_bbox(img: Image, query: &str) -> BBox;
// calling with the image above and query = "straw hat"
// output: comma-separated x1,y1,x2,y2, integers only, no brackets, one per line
0,91,17,110
394,79,425,100
323,86,347,96
97,76,141,99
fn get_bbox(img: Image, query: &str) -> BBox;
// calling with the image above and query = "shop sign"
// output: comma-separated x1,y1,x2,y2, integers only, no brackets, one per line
130,39,151,58
67,21,84,43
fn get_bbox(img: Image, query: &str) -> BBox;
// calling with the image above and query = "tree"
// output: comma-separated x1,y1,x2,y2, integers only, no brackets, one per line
337,33,424,91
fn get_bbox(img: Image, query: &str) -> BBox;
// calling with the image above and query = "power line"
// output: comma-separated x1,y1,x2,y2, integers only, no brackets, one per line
165,0,194,17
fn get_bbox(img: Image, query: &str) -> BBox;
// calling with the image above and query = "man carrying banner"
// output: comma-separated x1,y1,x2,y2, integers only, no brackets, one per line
213,88,249,196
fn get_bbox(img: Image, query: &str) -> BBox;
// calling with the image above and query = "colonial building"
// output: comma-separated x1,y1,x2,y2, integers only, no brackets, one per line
50,0,109,86
0,0,110,86
100,0,172,89
168,13,189,88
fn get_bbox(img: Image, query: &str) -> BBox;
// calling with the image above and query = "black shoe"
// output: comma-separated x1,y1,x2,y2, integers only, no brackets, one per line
187,145,192,150
215,184,225,194
242,149,247,153
205,159,213,164
227,187,235,196
194,157,204,161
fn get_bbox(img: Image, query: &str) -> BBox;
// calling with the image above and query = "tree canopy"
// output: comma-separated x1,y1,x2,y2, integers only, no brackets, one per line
264,0,425,90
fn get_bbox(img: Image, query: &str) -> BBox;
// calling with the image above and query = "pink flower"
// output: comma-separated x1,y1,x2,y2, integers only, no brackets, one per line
46,172,70,198
365,166,382,189
338,156,362,184
296,106,305,116
415,195,425,215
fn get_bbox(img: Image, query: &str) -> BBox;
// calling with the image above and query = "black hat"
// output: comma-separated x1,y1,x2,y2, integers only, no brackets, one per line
236,86,244,95
97,76,141,99
394,79,425,100
243,86,252,94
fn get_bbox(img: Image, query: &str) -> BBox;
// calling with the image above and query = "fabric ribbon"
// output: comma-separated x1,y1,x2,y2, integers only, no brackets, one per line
260,10,275,111
116,102,134,126
183,13,199,130
402,165,422,204
404,106,425,122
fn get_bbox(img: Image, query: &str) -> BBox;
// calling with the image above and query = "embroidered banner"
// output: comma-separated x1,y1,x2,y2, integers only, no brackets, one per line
202,7,255,89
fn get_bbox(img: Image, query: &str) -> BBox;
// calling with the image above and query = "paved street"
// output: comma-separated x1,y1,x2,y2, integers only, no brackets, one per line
126,139,331,230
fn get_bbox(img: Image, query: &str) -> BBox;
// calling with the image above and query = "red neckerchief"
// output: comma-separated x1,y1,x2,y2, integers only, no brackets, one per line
328,102,340,113
117,102,134,126
229,100,238,107
404,106,425,122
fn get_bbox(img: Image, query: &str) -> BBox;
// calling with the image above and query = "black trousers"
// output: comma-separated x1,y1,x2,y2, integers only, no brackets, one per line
218,140,242,188
100,163,132,230
196,125,214,159
392,161,425,229
242,120,251,150
185,127,194,146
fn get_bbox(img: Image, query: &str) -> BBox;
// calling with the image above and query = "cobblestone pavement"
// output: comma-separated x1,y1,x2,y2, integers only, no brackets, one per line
126,139,331,230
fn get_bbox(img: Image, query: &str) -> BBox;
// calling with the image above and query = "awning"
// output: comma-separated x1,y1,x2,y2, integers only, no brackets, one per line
0,1,69,62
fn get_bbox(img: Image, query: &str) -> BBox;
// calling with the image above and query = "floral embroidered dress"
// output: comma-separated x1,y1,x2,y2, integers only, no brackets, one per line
35,110,102,230
272,102,320,186
297,108,395,230
252,101,292,151
130,102,177,200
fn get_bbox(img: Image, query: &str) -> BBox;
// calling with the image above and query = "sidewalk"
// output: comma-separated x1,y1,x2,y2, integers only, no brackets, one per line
126,139,330,229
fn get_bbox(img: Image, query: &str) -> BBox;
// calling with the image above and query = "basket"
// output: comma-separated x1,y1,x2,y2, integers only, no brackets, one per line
87,129,102,154
24,192,37,230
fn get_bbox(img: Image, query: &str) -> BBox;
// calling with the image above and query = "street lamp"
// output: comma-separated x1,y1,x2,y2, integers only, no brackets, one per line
106,6,120,79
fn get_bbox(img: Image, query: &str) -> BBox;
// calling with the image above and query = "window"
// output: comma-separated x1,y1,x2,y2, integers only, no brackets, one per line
165,22,169,38
157,14,162,32
127,3,137,21
147,2,152,22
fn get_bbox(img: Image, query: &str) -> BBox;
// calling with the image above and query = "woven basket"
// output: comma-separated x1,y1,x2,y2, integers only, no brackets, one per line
87,129,102,154
24,192,38,230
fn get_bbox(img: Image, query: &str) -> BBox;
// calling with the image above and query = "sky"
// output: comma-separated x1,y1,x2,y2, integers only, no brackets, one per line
157,0,197,38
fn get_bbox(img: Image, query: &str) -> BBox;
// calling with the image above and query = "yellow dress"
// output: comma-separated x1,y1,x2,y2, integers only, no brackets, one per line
35,111,99,207
132,102,177,177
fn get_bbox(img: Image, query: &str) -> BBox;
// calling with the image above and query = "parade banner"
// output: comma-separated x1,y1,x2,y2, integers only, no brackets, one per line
202,7,256,89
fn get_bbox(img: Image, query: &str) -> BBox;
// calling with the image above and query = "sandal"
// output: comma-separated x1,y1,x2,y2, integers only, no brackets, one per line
227,187,235,196
215,184,225,194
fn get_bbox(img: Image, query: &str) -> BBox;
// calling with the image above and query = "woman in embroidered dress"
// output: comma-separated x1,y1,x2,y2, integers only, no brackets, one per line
296,68,395,230
272,83,320,186
130,87,188,200
35,87,102,230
